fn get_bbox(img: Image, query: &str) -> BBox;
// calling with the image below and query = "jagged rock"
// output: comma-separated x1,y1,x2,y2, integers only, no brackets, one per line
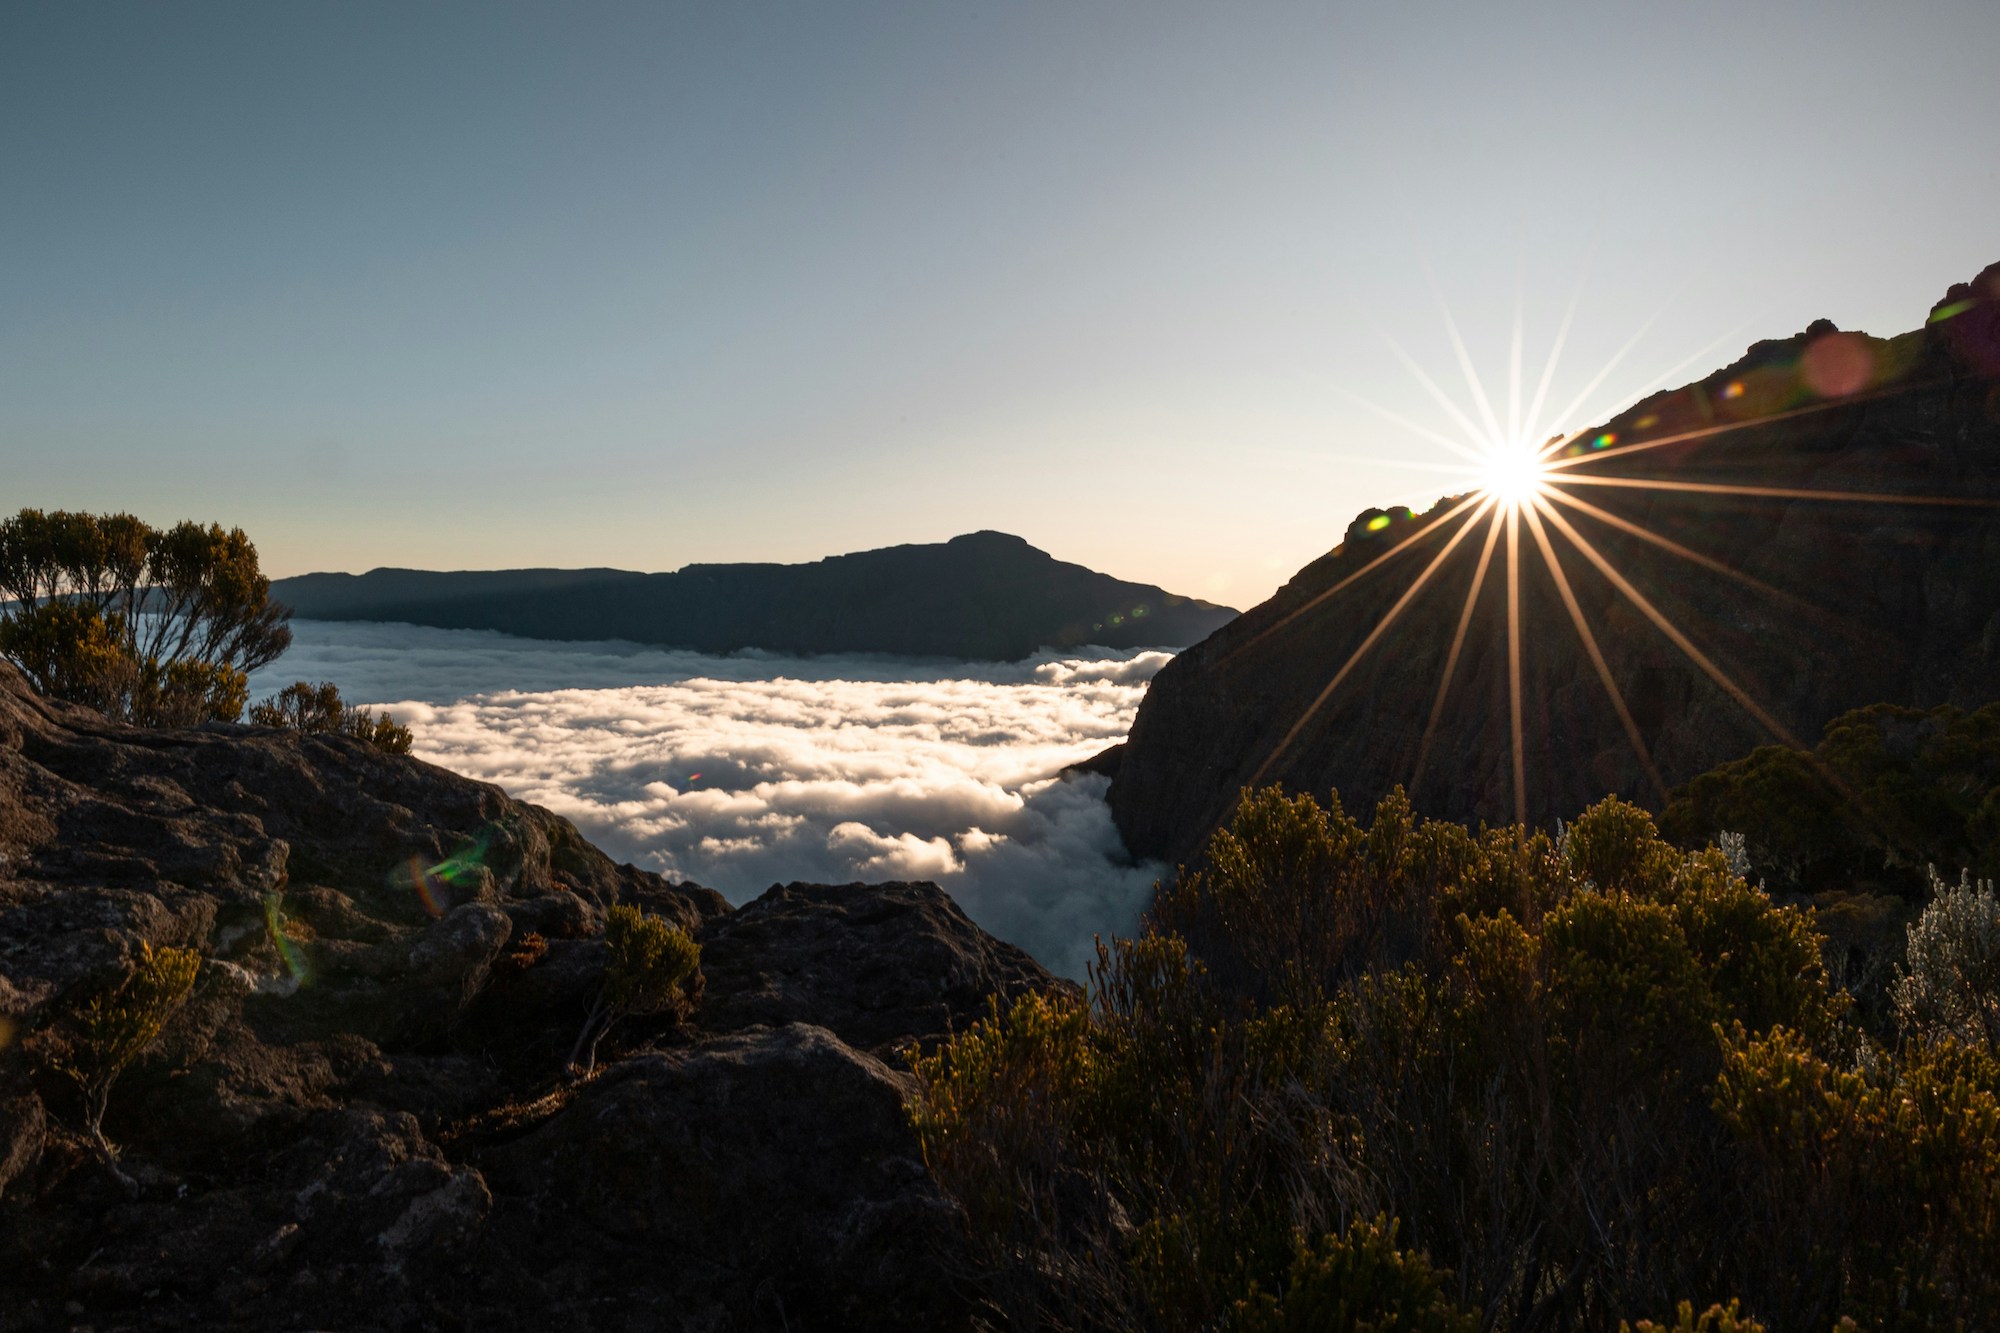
486,1024,975,1329
1109,260,2000,868
0,662,1060,1329
699,880,1067,1054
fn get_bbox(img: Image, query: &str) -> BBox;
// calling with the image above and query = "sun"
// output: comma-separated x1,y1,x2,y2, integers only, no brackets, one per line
1478,438,1551,507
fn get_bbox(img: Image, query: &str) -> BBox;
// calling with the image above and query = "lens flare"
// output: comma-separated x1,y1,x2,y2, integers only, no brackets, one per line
1478,441,1550,507
1263,275,2000,827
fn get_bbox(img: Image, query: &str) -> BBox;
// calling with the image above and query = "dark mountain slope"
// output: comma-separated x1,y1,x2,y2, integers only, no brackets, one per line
275,530,1238,660
1108,260,2000,869
0,663,1058,1328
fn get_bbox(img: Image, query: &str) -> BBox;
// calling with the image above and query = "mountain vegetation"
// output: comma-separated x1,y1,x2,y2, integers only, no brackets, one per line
0,508,290,726
910,785,2000,1330
271,529,1238,660
249,679,414,754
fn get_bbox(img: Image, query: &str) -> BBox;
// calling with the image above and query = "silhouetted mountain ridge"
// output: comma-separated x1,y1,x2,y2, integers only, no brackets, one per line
1107,259,2000,868
274,530,1236,660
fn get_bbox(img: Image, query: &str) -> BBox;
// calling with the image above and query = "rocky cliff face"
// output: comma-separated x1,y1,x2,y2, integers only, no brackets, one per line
1108,261,2000,869
0,664,1058,1330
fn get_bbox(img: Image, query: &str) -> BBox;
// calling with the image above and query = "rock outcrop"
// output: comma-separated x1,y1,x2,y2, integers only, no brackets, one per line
1108,261,2000,869
0,663,1059,1330
273,529,1239,661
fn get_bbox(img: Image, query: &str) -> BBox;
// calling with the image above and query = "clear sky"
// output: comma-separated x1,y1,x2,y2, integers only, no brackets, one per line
5,2,1996,606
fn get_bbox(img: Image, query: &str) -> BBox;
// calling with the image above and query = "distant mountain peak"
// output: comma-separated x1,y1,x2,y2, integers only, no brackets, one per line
274,533,1237,661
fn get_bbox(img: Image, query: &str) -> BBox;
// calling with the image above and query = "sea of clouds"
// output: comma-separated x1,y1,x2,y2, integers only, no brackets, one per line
251,621,1172,978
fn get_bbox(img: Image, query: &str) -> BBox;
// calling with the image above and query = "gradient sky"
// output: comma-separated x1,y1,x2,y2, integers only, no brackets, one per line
5,2,1996,607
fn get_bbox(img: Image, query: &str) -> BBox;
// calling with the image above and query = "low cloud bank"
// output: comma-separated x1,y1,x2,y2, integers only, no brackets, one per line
254,622,1173,978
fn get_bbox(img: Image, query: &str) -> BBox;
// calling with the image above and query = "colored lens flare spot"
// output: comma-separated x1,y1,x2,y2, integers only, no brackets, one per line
1722,381,1745,400
1366,514,1393,532
1802,332,1873,398
1593,432,1616,450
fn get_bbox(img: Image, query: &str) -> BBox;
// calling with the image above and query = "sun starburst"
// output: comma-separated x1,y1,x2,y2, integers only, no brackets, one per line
1244,282,2000,829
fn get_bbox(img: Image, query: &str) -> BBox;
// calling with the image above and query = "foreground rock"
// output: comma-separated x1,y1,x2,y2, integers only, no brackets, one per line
0,664,1061,1330
1108,260,2000,867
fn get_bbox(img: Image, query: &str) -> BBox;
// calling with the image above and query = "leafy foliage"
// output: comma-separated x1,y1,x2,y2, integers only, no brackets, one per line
1893,868,2000,1050
44,942,201,1165
1662,701,2000,895
0,508,290,725
251,680,413,754
908,785,2000,1331
1230,1216,1477,1332
568,905,701,1075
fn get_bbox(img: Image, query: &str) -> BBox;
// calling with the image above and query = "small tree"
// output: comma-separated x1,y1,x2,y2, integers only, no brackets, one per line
0,508,290,725
251,680,413,754
568,905,701,1075
46,941,201,1187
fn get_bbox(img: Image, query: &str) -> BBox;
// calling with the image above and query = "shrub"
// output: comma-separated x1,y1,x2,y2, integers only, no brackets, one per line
0,509,289,725
567,905,701,1074
251,680,413,754
44,942,201,1183
1230,1215,1477,1332
1662,702,2000,895
1621,1301,1766,1333
910,788,1878,1330
1893,867,2000,1050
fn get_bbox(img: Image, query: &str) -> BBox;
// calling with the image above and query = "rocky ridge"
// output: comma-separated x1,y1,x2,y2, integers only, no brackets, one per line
273,530,1238,661
1107,260,2000,868
0,662,1058,1330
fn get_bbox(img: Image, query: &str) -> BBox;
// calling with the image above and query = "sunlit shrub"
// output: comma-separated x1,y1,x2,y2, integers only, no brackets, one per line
1230,1215,1476,1332
43,942,201,1182
567,904,700,1074
1894,867,2000,1050
251,679,414,754
1715,1024,2000,1327
1620,1300,1765,1333
909,785,1991,1330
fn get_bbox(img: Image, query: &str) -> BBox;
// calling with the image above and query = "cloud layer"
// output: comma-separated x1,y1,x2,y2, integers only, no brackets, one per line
254,622,1171,977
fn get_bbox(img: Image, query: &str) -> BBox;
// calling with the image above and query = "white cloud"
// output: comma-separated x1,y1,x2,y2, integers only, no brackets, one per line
252,622,1170,978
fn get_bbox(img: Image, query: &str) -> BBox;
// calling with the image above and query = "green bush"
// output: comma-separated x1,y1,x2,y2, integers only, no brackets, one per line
251,680,413,754
568,904,701,1074
1662,701,2000,895
43,942,201,1182
0,509,289,725
909,786,1978,1331
1230,1215,1476,1332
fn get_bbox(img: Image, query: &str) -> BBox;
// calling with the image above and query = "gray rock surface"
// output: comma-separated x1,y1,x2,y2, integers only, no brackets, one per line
0,663,1060,1329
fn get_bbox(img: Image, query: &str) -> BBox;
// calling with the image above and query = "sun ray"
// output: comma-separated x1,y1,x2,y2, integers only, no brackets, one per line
1533,305,1666,456
1333,385,1491,465
1249,497,1496,787
1521,273,1586,447
1426,267,1508,447
1553,473,2000,508
1309,452,1484,478
1540,384,1928,475
1520,499,1668,800
1532,498,1804,749
1223,490,1489,665
1506,505,1526,827
1540,318,1764,461
1410,504,1504,796
1387,335,1497,457
1539,486,1898,635
1507,272,1525,445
